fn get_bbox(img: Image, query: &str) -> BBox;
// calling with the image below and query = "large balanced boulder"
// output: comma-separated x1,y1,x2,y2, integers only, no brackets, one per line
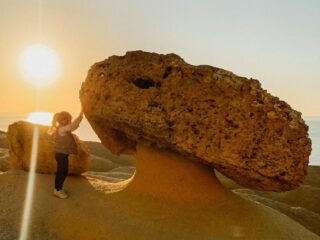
7,121,89,174
80,51,311,191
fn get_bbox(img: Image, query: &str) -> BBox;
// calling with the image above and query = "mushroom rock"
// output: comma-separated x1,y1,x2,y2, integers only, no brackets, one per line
7,121,89,174
77,52,319,239
80,50,311,191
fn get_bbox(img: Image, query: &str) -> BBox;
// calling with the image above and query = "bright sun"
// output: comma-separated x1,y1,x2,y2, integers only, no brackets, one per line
19,44,61,87
27,112,53,126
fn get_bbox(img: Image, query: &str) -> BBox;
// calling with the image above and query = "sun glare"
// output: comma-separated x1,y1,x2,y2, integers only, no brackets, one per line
27,112,53,126
19,44,61,87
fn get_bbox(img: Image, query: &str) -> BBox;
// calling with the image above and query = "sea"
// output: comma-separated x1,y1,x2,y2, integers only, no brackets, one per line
0,112,319,166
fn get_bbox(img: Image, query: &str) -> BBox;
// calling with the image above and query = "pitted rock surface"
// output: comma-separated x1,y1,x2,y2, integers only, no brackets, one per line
80,51,311,191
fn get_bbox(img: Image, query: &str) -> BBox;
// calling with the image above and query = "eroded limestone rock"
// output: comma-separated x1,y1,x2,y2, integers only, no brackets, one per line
7,121,89,174
80,51,311,191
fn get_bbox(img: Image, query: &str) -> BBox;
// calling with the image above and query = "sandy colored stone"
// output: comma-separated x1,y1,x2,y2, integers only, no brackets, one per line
0,130,7,148
80,51,311,191
7,121,89,174
0,144,319,240
216,165,320,236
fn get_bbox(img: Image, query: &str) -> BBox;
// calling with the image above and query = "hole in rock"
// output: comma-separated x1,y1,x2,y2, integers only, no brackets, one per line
193,128,200,135
148,101,160,108
133,78,160,89
166,120,175,128
162,66,173,79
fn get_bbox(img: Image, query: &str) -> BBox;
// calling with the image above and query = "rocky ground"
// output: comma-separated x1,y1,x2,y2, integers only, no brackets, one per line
0,133,319,239
216,167,320,236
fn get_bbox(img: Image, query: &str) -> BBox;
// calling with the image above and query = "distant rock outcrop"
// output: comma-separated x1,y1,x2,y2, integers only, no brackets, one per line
0,148,10,172
80,51,311,191
0,130,8,148
7,121,89,174
0,130,9,171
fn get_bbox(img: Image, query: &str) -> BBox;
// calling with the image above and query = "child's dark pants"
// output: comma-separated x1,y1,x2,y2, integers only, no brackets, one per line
55,153,69,191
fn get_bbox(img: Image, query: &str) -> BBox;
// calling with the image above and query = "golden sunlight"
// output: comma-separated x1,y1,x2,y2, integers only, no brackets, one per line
19,44,61,87
27,112,53,126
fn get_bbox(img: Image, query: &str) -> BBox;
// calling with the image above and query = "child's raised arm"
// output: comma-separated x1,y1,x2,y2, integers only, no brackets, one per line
58,111,83,134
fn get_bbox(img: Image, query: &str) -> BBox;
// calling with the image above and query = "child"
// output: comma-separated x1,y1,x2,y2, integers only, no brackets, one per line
49,110,83,199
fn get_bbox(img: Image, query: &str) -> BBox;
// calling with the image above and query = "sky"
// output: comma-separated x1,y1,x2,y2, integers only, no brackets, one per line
0,0,319,116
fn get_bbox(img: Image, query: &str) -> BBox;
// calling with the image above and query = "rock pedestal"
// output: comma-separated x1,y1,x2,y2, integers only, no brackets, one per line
84,144,319,240
7,121,89,174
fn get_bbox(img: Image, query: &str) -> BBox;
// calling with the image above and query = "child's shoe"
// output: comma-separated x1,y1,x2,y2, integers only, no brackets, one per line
53,189,68,199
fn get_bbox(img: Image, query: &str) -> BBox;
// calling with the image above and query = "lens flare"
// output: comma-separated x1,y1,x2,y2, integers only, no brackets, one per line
27,112,53,126
19,126,39,240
